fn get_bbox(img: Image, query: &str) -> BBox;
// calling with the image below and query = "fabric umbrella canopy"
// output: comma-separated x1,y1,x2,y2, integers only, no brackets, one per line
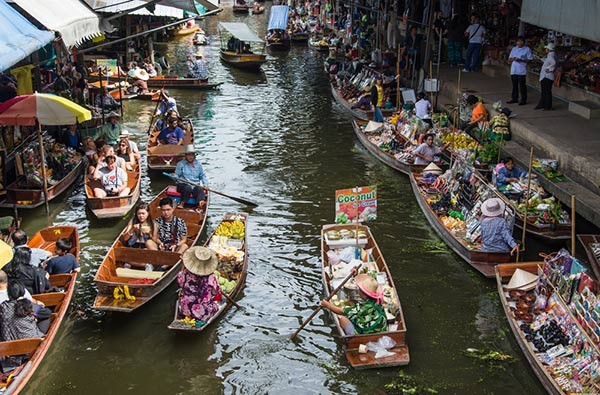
0,93,92,126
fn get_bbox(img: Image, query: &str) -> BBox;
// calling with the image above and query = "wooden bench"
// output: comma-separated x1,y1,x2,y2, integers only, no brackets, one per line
0,338,42,358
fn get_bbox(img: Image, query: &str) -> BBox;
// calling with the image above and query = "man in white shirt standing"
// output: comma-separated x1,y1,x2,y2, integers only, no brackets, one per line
535,43,556,111
463,14,486,72
507,36,533,105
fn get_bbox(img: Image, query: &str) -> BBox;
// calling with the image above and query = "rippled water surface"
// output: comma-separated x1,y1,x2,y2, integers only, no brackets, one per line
20,5,545,395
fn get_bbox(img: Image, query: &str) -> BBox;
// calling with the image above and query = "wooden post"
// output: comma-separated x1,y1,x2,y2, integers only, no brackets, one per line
571,195,576,255
396,45,401,112
117,62,124,117
98,66,105,124
457,68,461,127
520,147,535,253
148,36,155,64
37,123,50,216
429,61,434,110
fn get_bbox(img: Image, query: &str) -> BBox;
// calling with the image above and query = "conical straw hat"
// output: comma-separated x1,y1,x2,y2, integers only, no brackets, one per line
506,268,538,291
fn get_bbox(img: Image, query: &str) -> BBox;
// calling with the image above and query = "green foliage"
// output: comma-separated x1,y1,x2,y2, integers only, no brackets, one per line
385,371,438,395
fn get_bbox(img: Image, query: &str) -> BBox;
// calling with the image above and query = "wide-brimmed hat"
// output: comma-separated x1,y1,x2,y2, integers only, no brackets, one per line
364,121,383,133
355,274,383,303
119,130,130,138
184,144,196,154
106,111,120,119
182,246,218,276
481,197,505,217
134,68,149,81
506,268,538,291
194,51,203,58
423,162,443,174
544,43,555,51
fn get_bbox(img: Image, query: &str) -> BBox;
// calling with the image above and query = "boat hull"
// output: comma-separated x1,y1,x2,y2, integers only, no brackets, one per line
146,120,194,171
578,234,600,279
330,83,395,121
220,51,267,70
85,167,142,219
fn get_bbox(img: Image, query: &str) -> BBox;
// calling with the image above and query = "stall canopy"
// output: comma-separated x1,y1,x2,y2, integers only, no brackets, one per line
219,22,264,42
0,0,54,72
88,0,184,18
9,0,112,48
521,0,600,43
267,5,289,31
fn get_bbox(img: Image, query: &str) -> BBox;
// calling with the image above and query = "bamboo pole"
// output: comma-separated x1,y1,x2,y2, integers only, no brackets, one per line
520,147,535,255
37,123,50,216
571,195,576,255
396,45,401,112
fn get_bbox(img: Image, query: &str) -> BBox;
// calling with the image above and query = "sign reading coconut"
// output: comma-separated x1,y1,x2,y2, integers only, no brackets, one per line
335,186,377,224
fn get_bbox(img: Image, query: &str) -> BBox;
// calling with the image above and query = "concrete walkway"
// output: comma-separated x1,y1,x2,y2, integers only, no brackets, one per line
436,65,600,228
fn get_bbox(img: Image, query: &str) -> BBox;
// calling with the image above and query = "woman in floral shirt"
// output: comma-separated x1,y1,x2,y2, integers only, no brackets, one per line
177,246,221,324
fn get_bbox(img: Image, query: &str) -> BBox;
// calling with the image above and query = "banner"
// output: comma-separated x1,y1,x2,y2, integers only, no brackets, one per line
335,186,377,224
96,59,117,74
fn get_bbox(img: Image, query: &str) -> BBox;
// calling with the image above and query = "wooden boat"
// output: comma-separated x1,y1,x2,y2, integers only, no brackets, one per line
409,170,514,277
174,23,200,36
232,4,251,13
168,212,248,331
109,87,137,101
252,5,264,14
85,163,142,219
146,119,194,171
309,38,330,52
193,33,209,46
321,223,409,369
220,51,267,70
0,226,79,394
89,73,222,91
0,156,85,209
330,83,395,121
290,31,310,43
495,262,564,395
266,6,290,51
578,234,600,279
93,187,209,313
352,120,426,175
219,22,267,71
514,215,571,242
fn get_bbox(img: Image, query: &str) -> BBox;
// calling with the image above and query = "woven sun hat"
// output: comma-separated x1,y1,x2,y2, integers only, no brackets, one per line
183,144,196,154
182,246,219,276
355,274,383,303
106,111,120,119
544,43,555,51
134,68,149,81
119,130,130,138
506,268,539,291
364,121,383,133
194,51,203,58
423,162,443,175
481,197,505,217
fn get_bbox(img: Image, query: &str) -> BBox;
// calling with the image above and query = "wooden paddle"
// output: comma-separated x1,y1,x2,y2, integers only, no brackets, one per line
163,173,258,207
290,267,358,341
147,85,165,135
222,291,241,309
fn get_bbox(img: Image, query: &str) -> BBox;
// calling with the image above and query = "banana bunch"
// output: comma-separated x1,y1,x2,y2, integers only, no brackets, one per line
113,285,136,301
215,220,245,239
441,133,479,150
180,316,197,327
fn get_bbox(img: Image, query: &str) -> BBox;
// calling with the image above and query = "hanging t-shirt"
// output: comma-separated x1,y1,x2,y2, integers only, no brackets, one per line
10,65,35,95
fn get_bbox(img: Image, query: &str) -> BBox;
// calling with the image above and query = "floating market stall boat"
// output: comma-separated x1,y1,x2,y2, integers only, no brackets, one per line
410,160,515,277
85,163,142,219
496,250,600,395
309,37,330,52
290,31,310,43
219,22,267,70
577,234,600,278
168,212,248,331
330,81,395,121
266,6,291,51
89,73,222,90
232,0,251,13
175,22,201,36
93,187,209,313
0,226,79,393
321,223,409,369
146,118,194,171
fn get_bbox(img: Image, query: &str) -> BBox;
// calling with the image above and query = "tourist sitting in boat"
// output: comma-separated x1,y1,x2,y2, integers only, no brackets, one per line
158,118,185,145
174,145,208,211
187,52,208,81
123,203,159,250
92,155,130,198
11,229,50,267
98,111,123,146
0,281,50,340
83,137,97,160
415,92,432,120
177,246,220,325
480,198,519,254
156,110,179,131
495,157,527,191
94,87,120,112
227,37,238,52
96,145,128,172
116,139,136,171
44,238,80,275
463,95,488,133
155,90,178,117
0,270,34,304
156,197,188,253
4,248,50,295
321,274,387,335
412,133,449,165
147,63,158,78
119,130,140,161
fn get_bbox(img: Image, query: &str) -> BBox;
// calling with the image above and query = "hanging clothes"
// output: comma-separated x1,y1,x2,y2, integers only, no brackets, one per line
10,65,35,95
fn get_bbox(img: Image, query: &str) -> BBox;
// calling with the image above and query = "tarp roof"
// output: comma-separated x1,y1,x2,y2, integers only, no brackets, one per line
88,0,184,18
9,0,111,48
0,0,54,72
219,22,263,42
521,0,600,42
268,5,288,31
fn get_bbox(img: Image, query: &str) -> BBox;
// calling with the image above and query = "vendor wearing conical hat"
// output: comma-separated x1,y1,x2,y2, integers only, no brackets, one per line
413,133,449,166
177,246,221,324
321,274,387,335
480,197,519,254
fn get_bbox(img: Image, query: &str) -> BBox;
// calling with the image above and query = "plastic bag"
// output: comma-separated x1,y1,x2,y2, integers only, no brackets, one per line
366,336,396,359
338,246,356,263
327,250,341,265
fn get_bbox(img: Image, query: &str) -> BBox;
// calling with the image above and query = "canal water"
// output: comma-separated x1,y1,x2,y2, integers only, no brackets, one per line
21,5,545,394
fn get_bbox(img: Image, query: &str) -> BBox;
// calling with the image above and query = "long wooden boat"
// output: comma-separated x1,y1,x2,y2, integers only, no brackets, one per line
352,120,427,175
495,262,564,395
309,38,330,52
578,234,600,279
220,50,267,70
409,171,514,277
0,157,85,209
232,4,251,13
321,223,409,369
147,119,194,171
0,226,79,394
85,163,142,219
330,83,395,121
514,215,571,242
89,73,222,90
93,187,209,312
290,31,310,43
168,212,248,331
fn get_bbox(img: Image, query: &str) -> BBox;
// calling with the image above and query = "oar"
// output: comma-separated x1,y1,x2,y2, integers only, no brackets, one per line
147,85,165,135
290,267,357,341
222,291,241,309
163,173,258,207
